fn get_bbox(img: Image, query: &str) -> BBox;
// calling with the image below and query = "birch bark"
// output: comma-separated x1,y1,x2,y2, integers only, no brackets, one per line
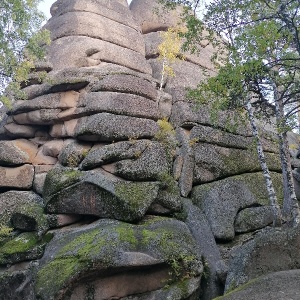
274,85,300,227
245,98,282,226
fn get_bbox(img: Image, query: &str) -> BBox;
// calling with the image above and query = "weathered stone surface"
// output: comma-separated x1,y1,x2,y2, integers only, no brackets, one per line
293,168,300,200
41,140,64,158
35,217,202,300
0,232,52,265
234,206,274,233
149,59,209,91
13,109,62,125
0,104,8,123
90,74,158,100
46,11,145,55
0,269,35,300
80,139,171,181
54,64,155,87
192,172,284,241
114,141,170,180
21,81,88,102
0,139,38,166
216,270,300,300
33,165,54,195
47,214,82,228
157,90,173,118
80,140,151,170
33,173,48,195
193,143,281,184
74,113,159,142
190,124,279,153
152,187,182,214
11,203,48,233
190,125,249,149
0,191,43,226
31,148,57,165
225,226,300,292
47,36,152,74
50,0,139,30
44,166,160,222
49,119,78,138
11,92,79,114
183,199,225,300
77,92,160,119
130,0,183,34
218,231,255,266
145,31,216,71
58,140,91,167
118,277,201,300
0,165,34,189
170,101,252,136
2,123,38,138
21,64,156,102
288,131,300,157
175,128,195,197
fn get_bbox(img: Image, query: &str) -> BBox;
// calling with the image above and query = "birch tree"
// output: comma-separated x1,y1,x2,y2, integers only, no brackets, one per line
158,27,184,90
160,0,300,226
0,0,50,107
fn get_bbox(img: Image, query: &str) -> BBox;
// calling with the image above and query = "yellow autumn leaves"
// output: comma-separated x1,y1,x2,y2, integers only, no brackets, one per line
158,27,185,90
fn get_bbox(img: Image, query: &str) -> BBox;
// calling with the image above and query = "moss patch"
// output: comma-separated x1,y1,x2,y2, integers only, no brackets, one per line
12,203,48,232
0,232,53,265
154,118,177,162
193,172,284,208
35,218,202,299
43,166,82,199
114,181,159,218
58,229,107,259
116,224,138,248
35,257,86,297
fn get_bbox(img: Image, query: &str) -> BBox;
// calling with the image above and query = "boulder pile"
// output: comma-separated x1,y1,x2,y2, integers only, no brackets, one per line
0,0,300,299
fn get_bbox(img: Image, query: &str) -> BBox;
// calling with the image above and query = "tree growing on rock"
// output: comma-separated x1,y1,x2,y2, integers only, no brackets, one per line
158,26,185,90
159,0,300,226
0,0,50,107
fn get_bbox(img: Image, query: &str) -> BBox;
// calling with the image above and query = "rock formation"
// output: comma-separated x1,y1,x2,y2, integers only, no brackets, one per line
0,0,300,299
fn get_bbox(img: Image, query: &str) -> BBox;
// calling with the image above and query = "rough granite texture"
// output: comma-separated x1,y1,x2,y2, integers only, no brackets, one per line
0,0,300,299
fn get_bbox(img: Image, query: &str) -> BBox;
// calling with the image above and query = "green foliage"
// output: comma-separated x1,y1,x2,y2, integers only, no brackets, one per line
155,118,178,162
160,0,300,131
158,27,185,89
0,0,51,106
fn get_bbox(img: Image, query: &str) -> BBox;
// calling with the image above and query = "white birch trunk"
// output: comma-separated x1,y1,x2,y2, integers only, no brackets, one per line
160,60,166,90
245,99,282,226
274,85,300,227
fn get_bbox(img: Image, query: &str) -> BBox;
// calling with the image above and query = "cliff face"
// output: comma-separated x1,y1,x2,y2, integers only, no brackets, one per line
0,0,300,299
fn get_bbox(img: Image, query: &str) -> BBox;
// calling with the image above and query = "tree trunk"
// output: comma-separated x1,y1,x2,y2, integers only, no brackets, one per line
160,60,166,90
245,99,282,226
274,85,300,227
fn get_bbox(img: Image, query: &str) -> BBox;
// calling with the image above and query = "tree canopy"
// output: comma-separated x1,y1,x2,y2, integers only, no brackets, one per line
0,0,50,106
159,0,300,226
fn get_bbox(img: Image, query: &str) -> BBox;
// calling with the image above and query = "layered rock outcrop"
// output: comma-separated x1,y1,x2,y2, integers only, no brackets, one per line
0,0,300,299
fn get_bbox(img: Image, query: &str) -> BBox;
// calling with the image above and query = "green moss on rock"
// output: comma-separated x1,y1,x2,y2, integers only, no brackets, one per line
115,181,159,211
35,257,86,297
11,203,48,233
35,218,202,299
43,166,82,199
0,232,53,265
